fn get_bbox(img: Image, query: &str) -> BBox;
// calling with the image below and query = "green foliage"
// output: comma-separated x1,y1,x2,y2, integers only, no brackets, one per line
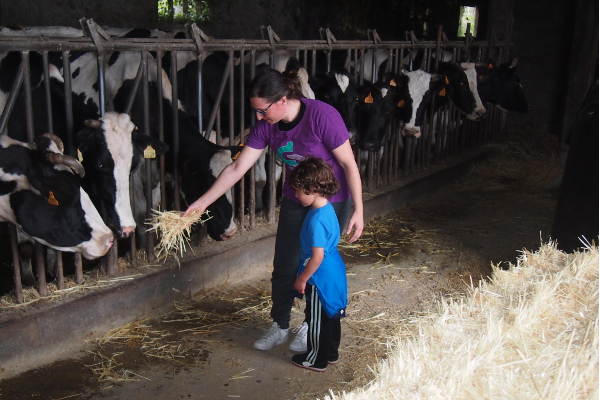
157,0,210,23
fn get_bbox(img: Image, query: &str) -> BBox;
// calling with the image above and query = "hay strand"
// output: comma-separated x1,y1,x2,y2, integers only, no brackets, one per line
146,209,212,259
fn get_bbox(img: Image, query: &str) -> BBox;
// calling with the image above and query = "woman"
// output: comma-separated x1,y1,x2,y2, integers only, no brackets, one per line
183,68,364,352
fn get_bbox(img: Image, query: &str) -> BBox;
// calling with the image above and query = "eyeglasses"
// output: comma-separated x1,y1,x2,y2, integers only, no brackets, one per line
253,101,274,116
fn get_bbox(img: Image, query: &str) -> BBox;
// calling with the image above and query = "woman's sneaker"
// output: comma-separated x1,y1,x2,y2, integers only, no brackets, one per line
289,322,308,352
291,353,327,372
253,322,289,350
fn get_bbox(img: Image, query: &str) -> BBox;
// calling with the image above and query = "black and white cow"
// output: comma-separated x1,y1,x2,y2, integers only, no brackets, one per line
0,134,114,261
64,50,239,241
381,62,485,139
476,59,529,113
357,80,394,152
309,68,360,144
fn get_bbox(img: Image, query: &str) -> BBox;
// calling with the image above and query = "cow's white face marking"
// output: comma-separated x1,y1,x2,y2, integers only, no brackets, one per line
335,73,350,93
74,188,114,258
380,88,388,98
101,112,136,230
403,69,432,132
460,62,486,118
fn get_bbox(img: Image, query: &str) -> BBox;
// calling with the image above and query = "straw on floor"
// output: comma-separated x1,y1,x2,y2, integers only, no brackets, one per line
323,240,599,400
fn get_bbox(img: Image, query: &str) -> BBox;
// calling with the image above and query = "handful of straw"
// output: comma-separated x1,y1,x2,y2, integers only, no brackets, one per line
146,209,212,260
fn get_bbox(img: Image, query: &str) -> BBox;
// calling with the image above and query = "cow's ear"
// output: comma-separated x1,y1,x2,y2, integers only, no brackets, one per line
132,132,169,156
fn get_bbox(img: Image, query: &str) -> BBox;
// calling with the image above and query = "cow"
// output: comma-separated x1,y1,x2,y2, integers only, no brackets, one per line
357,80,394,152
63,50,239,241
0,51,171,242
0,134,114,264
476,59,529,113
379,62,484,140
309,68,360,145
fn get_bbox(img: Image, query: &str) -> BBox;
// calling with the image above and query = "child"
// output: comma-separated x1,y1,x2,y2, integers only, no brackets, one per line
289,156,348,372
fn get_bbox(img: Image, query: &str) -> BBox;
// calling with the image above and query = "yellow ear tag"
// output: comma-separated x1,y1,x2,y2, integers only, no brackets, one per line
143,145,156,159
445,76,450,84
231,143,244,160
365,93,374,104
48,191,59,206
439,88,447,97
390,79,397,87
77,149,83,162
397,99,405,107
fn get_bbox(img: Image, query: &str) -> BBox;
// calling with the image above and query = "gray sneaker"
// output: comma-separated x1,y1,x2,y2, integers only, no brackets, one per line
254,322,289,350
289,322,308,352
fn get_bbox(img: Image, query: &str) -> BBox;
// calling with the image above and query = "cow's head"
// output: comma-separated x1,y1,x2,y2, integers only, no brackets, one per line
476,59,529,114
310,69,359,144
180,144,239,241
432,62,485,121
357,81,394,151
399,69,436,138
75,112,168,239
0,135,114,259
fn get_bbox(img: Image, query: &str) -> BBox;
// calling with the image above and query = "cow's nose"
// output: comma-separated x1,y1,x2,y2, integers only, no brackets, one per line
121,226,135,238
403,127,421,138
220,229,237,241
475,111,486,120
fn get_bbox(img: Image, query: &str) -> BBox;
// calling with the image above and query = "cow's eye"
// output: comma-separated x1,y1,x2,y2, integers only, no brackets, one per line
324,94,330,99
96,160,103,169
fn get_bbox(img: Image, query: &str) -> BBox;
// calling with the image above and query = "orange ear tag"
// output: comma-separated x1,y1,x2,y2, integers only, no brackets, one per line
48,191,59,206
231,143,244,160
397,99,405,107
365,93,374,104
439,88,447,97
390,79,397,87
488,63,494,68
445,76,450,84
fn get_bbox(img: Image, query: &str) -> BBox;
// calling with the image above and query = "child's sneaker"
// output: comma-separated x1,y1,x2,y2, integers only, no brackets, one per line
253,322,289,350
292,353,327,372
289,322,308,352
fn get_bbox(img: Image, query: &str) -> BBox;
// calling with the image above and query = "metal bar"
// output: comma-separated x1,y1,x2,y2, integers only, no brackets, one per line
34,242,47,296
204,56,232,138
9,223,24,304
61,51,74,154
55,250,64,290
0,61,25,134
170,51,181,211
141,51,155,263
42,51,54,135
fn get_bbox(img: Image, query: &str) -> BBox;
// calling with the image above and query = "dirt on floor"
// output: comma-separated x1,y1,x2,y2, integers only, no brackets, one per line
0,130,563,400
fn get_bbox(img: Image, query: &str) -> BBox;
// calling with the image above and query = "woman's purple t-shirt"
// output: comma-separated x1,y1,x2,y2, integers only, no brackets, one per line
245,98,351,204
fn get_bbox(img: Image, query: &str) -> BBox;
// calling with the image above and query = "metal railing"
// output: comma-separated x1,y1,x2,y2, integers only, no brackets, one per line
0,20,512,302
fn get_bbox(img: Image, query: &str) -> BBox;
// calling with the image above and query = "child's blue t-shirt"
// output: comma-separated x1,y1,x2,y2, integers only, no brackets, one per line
298,202,348,318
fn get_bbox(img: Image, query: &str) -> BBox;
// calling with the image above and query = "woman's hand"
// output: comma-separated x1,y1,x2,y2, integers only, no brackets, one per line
182,198,208,217
345,209,364,243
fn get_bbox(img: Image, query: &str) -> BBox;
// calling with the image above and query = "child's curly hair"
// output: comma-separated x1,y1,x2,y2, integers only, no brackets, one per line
289,156,340,198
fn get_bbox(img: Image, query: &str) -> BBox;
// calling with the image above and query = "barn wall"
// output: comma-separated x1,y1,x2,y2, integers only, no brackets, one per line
0,0,157,29
507,0,588,137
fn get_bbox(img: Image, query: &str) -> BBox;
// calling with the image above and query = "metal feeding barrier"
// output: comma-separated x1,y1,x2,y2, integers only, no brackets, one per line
0,19,513,302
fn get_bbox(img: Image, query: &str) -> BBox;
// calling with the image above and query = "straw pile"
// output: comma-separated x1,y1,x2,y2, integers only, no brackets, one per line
324,241,598,400
146,209,212,260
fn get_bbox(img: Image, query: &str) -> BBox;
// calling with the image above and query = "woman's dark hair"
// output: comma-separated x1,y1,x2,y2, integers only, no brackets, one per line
290,156,340,198
248,68,304,102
